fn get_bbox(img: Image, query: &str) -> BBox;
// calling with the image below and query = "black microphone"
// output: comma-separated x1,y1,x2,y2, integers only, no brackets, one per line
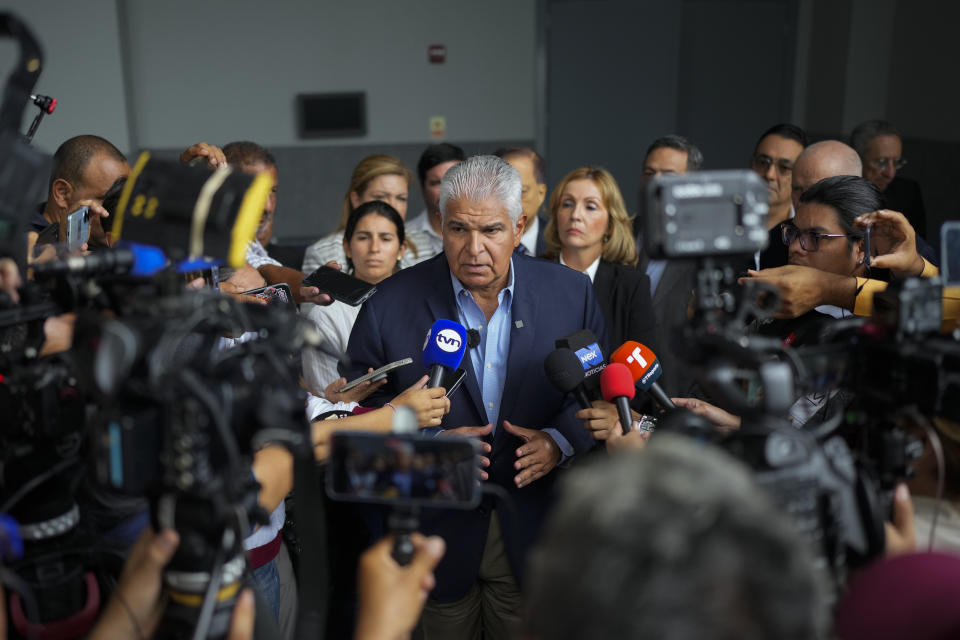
544,348,591,410
467,329,481,349
554,329,606,402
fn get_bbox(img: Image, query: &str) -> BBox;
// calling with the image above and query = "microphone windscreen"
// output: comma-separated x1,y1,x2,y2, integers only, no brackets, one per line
422,319,468,370
610,341,663,391
126,242,168,276
601,362,636,402
544,348,586,393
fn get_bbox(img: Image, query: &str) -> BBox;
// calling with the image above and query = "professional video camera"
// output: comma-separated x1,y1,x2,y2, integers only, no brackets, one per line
641,170,895,591
0,22,315,633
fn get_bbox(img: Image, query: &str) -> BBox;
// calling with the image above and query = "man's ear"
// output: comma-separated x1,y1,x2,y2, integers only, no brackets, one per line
535,183,547,210
514,214,528,246
51,178,73,210
349,190,362,210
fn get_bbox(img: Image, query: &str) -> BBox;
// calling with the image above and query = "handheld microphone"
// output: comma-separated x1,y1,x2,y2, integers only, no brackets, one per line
30,242,168,278
555,329,606,401
600,363,636,435
610,341,676,411
544,348,591,410
422,319,468,388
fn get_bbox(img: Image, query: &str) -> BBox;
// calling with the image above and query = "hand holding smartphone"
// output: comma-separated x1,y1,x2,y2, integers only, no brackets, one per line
302,265,376,306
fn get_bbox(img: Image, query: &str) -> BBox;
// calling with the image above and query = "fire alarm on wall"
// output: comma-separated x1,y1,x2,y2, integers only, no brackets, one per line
428,45,446,64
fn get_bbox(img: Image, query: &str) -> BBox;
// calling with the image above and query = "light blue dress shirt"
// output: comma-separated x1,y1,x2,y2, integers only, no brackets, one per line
450,261,515,429
448,259,574,458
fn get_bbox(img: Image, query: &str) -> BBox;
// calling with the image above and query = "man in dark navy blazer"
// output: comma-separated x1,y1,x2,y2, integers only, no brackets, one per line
345,155,606,639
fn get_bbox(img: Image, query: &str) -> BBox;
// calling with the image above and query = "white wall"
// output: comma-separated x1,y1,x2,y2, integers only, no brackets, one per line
1,0,131,153
122,0,537,149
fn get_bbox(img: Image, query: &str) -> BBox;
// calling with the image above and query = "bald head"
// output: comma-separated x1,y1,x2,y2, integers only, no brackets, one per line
791,140,862,209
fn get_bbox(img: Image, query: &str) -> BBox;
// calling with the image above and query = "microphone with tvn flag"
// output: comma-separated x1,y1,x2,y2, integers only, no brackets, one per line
555,329,606,401
610,341,677,410
422,319,468,388
543,347,591,410
600,363,635,435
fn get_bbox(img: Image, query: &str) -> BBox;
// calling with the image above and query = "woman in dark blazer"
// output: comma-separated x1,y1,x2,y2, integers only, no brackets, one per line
542,166,657,353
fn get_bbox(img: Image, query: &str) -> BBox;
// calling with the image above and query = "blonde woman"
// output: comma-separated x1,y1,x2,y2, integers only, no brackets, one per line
543,166,656,350
301,154,434,274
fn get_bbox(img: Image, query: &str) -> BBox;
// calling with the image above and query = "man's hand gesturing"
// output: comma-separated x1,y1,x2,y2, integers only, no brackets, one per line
504,421,560,488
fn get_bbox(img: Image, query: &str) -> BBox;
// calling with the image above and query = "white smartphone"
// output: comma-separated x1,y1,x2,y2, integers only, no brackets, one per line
340,358,413,392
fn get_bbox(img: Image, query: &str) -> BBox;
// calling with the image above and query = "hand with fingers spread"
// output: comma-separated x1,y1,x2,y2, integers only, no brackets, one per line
503,421,561,488
392,374,450,428
179,141,227,168
439,424,492,481
854,209,925,278
354,533,446,640
325,369,388,404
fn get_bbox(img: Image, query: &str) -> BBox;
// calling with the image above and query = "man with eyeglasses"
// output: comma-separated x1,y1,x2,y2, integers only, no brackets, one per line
748,124,807,272
850,120,927,243
750,123,807,231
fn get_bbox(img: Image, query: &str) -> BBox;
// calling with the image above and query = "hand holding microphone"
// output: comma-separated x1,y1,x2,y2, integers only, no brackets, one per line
610,341,676,411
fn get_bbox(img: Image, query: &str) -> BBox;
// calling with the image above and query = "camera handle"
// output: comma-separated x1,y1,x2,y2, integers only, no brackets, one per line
388,506,420,566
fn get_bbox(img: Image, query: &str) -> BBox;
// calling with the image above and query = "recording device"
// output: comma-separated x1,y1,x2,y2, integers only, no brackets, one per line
610,341,676,410
326,433,481,509
600,363,635,436
327,431,481,566
554,329,606,402
642,169,769,259
863,224,872,268
440,367,467,398
301,265,377,306
340,357,413,392
423,319,468,389
0,12,51,269
87,292,317,639
112,152,271,268
643,170,912,595
242,282,295,307
941,220,959,286
64,205,90,252
29,241,168,279
544,347,591,410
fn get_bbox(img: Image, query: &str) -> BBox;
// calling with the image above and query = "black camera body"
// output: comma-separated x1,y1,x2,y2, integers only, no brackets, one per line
643,170,900,592
642,169,769,259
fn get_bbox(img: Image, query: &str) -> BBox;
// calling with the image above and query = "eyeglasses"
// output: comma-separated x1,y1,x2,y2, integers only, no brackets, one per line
868,157,908,171
781,224,848,252
751,154,794,175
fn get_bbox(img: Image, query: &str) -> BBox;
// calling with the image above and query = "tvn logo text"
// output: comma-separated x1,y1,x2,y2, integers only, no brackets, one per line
435,328,463,353
575,342,603,370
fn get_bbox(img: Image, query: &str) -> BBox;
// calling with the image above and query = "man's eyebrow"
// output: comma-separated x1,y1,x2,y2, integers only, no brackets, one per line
481,223,505,232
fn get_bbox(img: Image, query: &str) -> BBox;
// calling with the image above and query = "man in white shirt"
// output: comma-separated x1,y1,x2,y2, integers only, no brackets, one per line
405,143,465,259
